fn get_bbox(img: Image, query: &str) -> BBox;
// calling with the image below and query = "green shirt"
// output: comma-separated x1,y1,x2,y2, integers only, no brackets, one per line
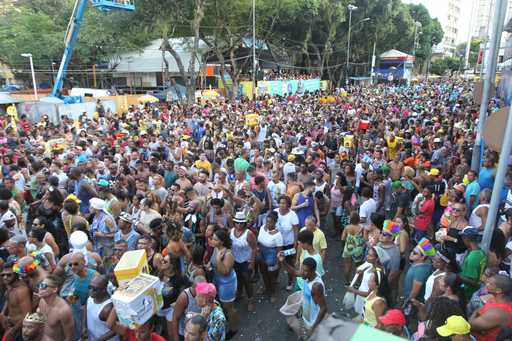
461,249,487,298
164,170,177,188
402,262,432,301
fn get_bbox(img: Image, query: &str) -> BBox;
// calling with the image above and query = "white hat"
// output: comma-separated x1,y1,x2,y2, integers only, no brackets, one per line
291,147,304,155
433,137,442,143
89,197,106,211
2,211,16,221
233,212,247,223
119,212,133,224
69,231,88,250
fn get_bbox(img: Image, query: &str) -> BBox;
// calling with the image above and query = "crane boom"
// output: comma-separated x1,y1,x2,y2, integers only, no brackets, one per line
50,0,89,98
49,0,135,99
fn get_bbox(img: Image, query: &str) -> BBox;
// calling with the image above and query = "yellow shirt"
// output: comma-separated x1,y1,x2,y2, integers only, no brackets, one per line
386,137,398,160
363,291,385,327
300,227,327,255
195,159,212,173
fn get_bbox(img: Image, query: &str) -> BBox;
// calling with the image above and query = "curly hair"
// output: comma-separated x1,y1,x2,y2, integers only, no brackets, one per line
425,296,464,338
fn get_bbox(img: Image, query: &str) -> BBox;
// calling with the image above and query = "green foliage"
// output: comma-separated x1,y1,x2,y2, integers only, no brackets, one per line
0,0,444,87
455,38,482,67
407,3,443,67
431,56,462,75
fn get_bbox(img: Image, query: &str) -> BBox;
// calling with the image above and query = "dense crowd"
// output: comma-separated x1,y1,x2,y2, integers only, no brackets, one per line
0,80,511,341
262,71,321,81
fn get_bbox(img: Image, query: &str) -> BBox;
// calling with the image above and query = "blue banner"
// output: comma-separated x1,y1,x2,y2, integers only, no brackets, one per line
251,78,321,97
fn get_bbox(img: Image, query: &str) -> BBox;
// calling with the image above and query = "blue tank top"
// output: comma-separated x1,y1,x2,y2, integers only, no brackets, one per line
211,248,237,285
478,167,494,190
74,268,96,306
75,178,92,214
295,192,314,228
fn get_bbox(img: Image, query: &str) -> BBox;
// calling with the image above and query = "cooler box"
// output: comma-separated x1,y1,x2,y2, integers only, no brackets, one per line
358,120,370,130
114,250,149,286
344,135,354,148
112,273,163,329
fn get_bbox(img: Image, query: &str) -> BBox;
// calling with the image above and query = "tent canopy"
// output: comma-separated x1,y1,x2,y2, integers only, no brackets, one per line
380,49,415,62
0,92,22,105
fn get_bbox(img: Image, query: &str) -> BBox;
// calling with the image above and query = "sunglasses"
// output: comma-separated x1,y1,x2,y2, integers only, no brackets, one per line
37,282,52,290
382,232,393,238
0,273,13,277
453,208,464,212
88,285,100,291
71,262,81,267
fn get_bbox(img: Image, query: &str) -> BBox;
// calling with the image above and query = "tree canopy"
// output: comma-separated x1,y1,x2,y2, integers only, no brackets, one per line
0,0,443,91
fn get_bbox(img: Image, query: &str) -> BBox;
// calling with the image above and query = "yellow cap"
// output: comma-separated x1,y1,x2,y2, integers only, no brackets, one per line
436,316,471,337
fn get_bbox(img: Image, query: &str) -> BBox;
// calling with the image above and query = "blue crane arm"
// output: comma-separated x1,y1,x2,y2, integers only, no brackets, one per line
50,0,89,98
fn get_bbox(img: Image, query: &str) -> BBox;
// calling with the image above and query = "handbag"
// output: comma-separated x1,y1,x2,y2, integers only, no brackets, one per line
342,291,355,309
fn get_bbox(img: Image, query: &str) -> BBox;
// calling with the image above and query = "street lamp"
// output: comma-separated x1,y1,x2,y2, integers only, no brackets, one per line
413,21,422,56
345,5,367,86
21,53,38,100
51,62,57,87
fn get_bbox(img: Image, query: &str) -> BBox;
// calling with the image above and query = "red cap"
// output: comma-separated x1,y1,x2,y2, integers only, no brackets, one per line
379,309,406,326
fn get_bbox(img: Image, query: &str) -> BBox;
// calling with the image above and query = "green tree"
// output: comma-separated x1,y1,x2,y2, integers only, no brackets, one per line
455,38,482,68
430,56,462,75
407,3,443,70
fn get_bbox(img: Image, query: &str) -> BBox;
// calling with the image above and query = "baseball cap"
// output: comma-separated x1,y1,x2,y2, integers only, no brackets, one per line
378,309,406,326
436,315,471,336
427,168,440,176
459,226,480,238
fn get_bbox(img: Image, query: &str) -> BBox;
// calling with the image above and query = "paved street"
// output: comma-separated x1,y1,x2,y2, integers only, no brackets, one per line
235,233,346,340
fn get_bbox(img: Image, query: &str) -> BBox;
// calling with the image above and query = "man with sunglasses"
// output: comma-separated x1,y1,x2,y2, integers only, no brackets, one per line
85,275,119,341
36,274,74,341
0,261,32,341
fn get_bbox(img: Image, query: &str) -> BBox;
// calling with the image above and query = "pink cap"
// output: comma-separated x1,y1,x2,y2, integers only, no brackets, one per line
196,282,217,298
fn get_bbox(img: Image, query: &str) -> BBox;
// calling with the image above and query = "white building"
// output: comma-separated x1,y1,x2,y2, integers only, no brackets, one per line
473,0,512,38
403,0,462,57
110,38,208,89
471,0,512,65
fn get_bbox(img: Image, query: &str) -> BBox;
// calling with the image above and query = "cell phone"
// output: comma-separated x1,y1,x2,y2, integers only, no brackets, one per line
282,248,296,257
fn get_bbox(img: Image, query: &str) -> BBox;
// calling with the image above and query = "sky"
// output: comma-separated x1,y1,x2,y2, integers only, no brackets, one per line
402,0,474,44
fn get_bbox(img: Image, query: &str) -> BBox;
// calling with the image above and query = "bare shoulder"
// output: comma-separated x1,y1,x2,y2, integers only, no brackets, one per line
56,297,73,315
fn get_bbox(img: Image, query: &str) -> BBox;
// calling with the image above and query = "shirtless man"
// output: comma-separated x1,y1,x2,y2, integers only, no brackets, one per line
37,274,74,341
22,312,53,341
0,261,32,340
388,154,404,181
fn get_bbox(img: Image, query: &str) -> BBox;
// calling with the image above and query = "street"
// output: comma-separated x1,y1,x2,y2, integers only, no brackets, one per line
235,233,346,340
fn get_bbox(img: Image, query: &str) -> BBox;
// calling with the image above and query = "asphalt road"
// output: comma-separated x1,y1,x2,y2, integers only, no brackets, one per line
233,232,347,341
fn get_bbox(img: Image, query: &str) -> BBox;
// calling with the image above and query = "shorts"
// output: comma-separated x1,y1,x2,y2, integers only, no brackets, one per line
234,261,252,275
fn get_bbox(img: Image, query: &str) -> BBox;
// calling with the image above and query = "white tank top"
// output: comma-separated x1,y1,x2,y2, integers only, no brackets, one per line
230,229,252,263
87,297,120,341
469,204,489,230
424,270,445,301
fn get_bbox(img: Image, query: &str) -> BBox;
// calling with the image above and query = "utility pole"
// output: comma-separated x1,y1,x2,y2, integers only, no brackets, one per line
370,38,376,85
464,0,476,71
252,0,256,100
471,0,507,172
21,53,38,100
346,4,357,86
93,64,97,88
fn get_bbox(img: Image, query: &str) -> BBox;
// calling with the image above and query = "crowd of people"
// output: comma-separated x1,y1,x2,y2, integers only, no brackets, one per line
0,79,511,341
262,71,321,81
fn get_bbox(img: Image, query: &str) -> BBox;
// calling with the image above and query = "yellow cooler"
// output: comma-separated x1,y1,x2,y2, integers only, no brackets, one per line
114,250,149,286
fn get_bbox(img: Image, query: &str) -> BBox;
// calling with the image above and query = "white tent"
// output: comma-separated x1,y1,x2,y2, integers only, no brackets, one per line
0,92,22,105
